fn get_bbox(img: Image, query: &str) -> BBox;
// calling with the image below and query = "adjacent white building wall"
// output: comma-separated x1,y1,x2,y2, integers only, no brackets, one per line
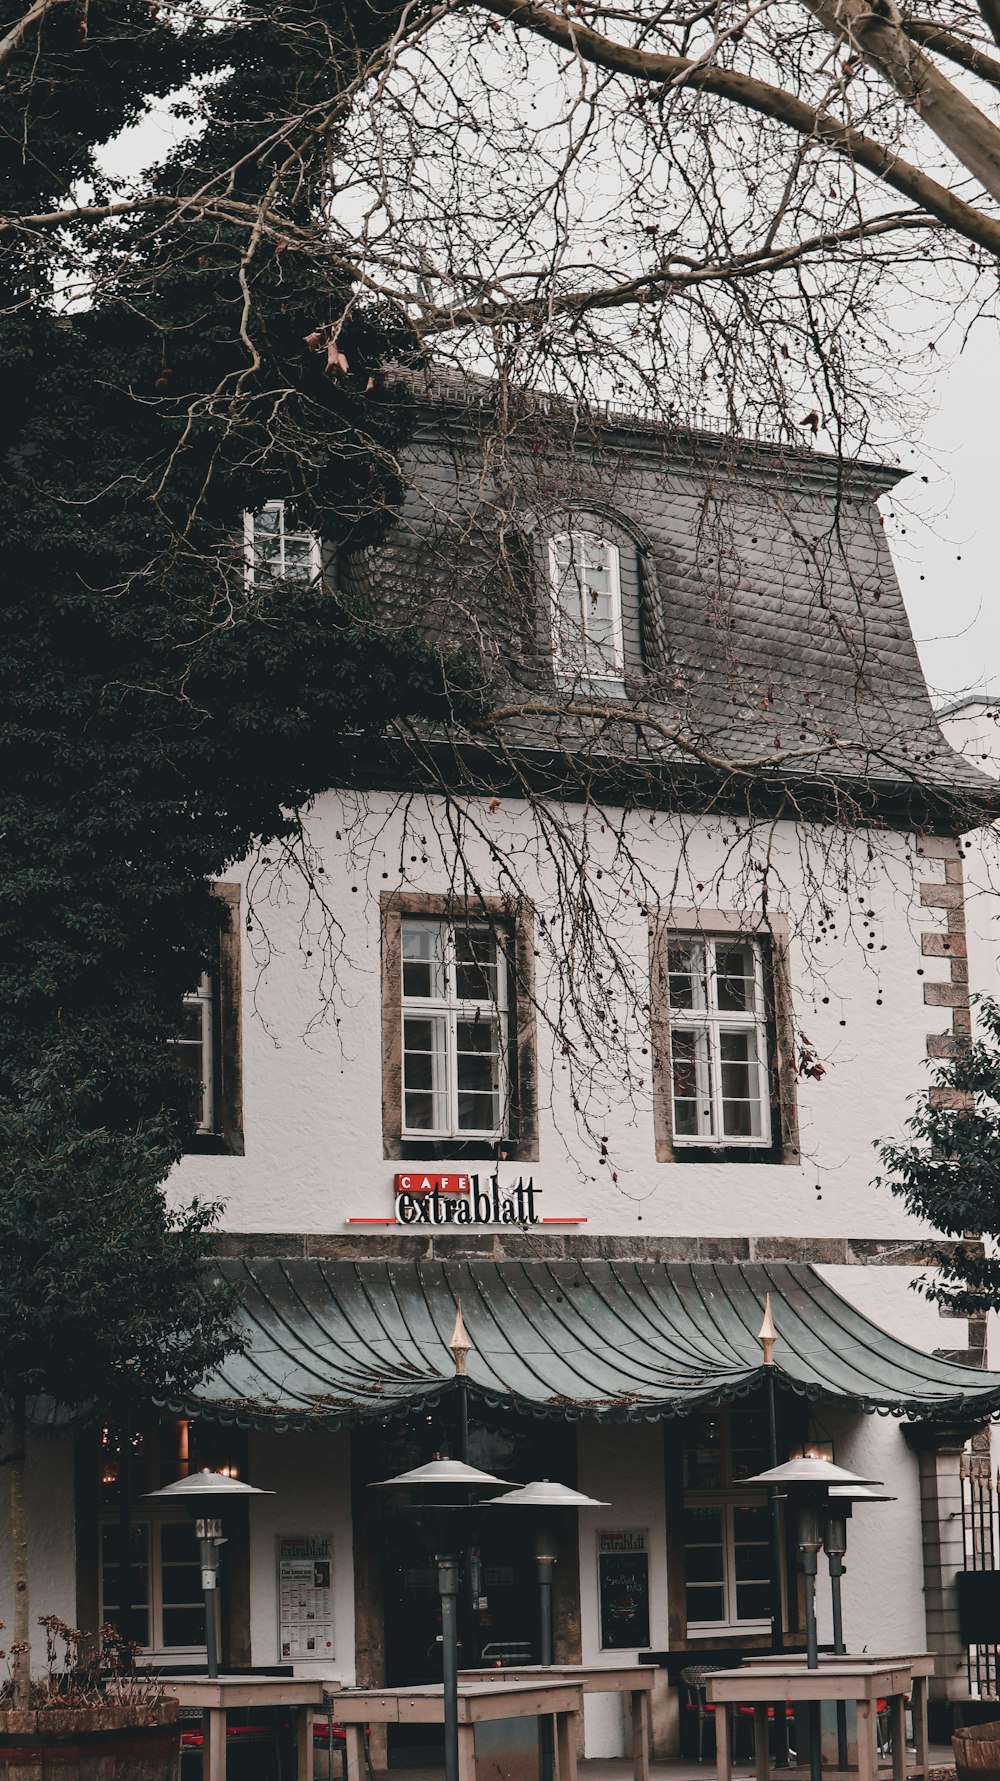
246,1429,354,1681
815,1267,952,1656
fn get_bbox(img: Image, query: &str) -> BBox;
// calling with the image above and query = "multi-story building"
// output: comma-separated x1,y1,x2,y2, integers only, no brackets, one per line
21,389,1000,1754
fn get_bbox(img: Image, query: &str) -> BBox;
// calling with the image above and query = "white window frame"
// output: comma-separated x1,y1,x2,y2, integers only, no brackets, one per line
244,499,322,586
171,973,215,1136
667,934,772,1148
682,1407,772,1635
400,918,509,1141
99,1514,210,1659
682,1498,772,1635
548,530,625,690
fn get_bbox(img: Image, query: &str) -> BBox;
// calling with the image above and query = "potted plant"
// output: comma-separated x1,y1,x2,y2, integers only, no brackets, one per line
0,1618,180,1781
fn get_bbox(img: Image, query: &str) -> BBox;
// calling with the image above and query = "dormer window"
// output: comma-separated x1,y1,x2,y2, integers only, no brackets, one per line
245,500,321,586
549,530,625,693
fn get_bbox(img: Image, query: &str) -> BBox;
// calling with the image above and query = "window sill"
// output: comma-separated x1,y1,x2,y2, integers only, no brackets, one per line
388,1137,537,1163
669,1143,782,1165
138,1650,209,1667
183,1133,243,1157
554,676,627,701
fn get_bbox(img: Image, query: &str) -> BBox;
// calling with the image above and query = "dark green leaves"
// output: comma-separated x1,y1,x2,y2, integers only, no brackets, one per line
0,0,472,1417
877,996,1000,1314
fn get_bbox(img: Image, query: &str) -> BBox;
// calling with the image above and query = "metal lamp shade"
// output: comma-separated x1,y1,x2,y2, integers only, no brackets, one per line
144,1469,274,1502
373,1457,513,1556
739,1457,882,1489
488,1479,610,1574
371,1458,510,1491
487,1480,610,1509
827,1483,896,1502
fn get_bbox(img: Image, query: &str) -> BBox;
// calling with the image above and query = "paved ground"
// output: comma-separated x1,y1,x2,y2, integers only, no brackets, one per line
361,1758,957,1781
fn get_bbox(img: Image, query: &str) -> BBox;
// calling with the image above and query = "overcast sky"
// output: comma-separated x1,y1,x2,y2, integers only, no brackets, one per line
885,316,1000,710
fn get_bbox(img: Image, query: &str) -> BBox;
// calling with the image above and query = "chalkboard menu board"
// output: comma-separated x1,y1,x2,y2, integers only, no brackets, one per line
598,1529,650,1650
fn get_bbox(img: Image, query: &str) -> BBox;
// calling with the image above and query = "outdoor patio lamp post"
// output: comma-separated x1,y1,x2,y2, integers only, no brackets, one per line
758,1295,785,1655
823,1483,896,1771
757,1295,792,1766
740,1457,881,1781
823,1484,896,1657
486,1479,610,1665
488,1481,609,1781
372,1456,512,1781
144,1468,274,1679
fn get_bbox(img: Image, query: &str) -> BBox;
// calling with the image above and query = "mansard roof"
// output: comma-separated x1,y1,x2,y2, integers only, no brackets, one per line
345,381,995,831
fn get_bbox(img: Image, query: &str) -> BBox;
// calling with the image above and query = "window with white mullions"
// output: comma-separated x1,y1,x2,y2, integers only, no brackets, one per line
549,531,624,689
245,500,321,586
100,1519,205,1653
667,936,771,1145
681,1402,773,1631
401,919,508,1139
682,1502,772,1629
170,973,215,1136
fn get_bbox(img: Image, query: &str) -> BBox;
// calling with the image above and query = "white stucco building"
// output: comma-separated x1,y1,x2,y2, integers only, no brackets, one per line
16,393,1000,1757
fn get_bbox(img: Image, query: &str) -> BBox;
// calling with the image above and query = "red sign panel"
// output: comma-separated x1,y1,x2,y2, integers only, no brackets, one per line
393,1173,471,1195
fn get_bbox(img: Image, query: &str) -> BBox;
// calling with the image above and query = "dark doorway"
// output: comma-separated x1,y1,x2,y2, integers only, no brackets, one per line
358,1406,574,1767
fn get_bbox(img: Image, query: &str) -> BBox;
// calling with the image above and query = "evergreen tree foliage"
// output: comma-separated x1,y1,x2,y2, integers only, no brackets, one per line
877,997,1000,1314
0,0,469,1431
0,1088,235,1412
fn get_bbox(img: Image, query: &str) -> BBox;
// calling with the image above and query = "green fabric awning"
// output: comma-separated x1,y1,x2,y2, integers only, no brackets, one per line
172,1258,1000,1431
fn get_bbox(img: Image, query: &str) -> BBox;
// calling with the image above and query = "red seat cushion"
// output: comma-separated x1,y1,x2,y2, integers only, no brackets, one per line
181,1722,276,1750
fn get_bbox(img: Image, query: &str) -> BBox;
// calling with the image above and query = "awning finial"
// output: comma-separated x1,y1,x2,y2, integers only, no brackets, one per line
449,1301,472,1376
758,1293,777,1367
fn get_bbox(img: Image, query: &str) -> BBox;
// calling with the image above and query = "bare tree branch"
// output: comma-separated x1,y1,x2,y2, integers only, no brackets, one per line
414,210,942,334
804,0,1000,202
904,15,1000,93
473,0,1000,255
0,0,68,74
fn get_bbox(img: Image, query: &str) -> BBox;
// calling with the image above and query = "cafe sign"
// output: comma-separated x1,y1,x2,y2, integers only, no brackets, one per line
348,1173,587,1227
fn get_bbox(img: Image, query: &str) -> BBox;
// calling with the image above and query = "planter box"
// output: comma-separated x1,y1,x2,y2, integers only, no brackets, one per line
0,1699,180,1781
954,1721,1000,1781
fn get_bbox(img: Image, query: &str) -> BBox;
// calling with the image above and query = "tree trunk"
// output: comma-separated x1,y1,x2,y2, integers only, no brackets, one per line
8,1406,29,1708
117,1405,134,1655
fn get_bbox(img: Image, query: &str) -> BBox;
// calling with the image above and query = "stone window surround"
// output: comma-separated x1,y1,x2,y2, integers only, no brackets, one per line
380,889,539,1163
649,909,800,1166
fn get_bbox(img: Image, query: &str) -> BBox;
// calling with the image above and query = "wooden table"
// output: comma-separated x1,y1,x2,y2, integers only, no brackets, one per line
459,1663,654,1781
159,1673,332,1781
706,1661,915,1781
331,1679,585,1781
738,1653,932,1778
